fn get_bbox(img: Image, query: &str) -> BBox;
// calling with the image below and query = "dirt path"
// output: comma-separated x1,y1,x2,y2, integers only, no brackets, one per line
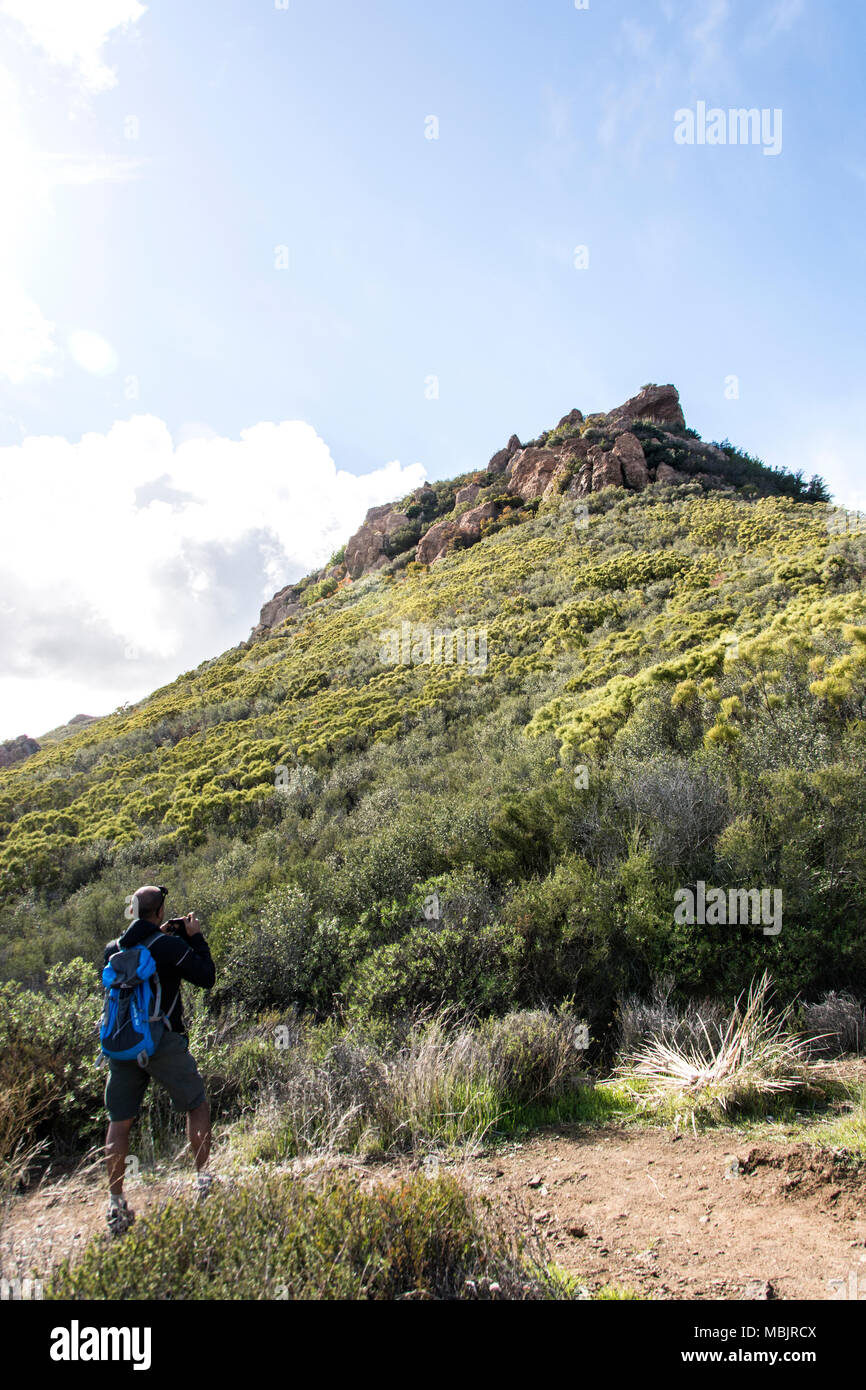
4,1125,865,1300
461,1125,866,1300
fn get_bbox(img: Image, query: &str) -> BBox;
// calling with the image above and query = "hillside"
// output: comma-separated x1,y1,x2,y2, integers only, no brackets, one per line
1,383,864,1025
4,382,866,1302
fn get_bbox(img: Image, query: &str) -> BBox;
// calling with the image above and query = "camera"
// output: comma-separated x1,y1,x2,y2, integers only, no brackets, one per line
165,916,190,938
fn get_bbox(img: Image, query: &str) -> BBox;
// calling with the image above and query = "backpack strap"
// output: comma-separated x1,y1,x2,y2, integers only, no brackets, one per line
140,931,179,1028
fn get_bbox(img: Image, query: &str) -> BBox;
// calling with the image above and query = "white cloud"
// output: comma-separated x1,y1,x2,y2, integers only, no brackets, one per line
35,151,144,187
0,0,147,92
67,329,118,375
744,0,805,51
0,415,427,737
0,276,60,382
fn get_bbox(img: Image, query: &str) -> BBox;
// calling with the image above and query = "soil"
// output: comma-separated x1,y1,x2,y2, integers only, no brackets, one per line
457,1125,866,1300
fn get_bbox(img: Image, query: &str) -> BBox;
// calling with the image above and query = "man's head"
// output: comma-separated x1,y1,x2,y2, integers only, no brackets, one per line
133,885,168,925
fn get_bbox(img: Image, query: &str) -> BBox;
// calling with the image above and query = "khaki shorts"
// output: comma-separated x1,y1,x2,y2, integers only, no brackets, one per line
105,1030,206,1121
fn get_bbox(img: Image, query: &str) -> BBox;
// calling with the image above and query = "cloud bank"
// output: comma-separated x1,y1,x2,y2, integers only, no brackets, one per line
0,416,426,738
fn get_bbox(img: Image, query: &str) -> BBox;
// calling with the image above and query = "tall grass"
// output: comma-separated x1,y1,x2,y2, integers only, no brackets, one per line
234,1008,590,1162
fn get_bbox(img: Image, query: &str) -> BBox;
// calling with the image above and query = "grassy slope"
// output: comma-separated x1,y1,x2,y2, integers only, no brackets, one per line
1,467,865,1010
4,450,866,1299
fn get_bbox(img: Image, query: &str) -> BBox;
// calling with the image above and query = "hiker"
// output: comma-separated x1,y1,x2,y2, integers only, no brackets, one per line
102,884,215,1235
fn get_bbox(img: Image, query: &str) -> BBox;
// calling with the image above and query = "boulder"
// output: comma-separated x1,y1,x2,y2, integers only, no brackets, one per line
612,432,648,490
589,444,623,492
344,504,411,579
455,483,480,506
655,462,689,486
416,501,497,565
607,383,685,431
508,447,562,502
560,435,592,461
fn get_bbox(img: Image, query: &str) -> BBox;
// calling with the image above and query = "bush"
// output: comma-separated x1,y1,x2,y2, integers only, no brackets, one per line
616,976,727,1059
48,1170,566,1300
0,960,104,1163
802,991,866,1056
347,921,523,1027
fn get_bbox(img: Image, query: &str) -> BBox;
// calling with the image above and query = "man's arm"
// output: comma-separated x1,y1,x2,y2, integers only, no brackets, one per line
162,917,215,989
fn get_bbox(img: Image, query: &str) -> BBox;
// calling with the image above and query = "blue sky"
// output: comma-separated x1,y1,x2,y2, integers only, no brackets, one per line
1,0,864,738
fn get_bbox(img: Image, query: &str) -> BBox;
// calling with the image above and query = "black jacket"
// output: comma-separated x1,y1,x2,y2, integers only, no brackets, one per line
104,918,215,1035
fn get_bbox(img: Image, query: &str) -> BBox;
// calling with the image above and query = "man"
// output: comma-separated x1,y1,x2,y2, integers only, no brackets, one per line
103,884,215,1235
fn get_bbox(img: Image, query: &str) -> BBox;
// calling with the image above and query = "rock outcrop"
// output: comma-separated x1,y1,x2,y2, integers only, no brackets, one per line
607,383,685,431
508,447,562,502
487,433,522,476
416,500,497,565
455,483,480,506
589,445,623,492
344,503,411,580
254,584,303,636
0,735,39,769
251,382,746,639
611,432,648,490
556,408,584,432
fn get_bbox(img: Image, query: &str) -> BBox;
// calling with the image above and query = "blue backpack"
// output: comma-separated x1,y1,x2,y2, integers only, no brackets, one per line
100,933,175,1066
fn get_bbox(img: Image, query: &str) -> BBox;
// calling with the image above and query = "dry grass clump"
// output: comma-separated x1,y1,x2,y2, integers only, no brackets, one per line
616,973,810,1114
801,991,865,1057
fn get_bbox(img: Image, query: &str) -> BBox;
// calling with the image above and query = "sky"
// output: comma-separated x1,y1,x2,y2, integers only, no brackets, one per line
1,0,864,739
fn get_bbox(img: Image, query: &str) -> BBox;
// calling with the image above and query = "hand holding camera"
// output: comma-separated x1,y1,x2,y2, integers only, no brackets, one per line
165,912,202,940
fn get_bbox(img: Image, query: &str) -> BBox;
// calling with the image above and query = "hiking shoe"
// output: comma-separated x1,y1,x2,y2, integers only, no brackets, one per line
106,1196,135,1236
194,1172,215,1203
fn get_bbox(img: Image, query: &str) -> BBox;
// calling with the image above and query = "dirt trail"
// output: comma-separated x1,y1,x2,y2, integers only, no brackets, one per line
461,1125,866,1300
3,1126,865,1300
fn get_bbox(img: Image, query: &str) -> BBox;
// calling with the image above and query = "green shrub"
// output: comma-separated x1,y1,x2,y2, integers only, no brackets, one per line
48,1170,566,1300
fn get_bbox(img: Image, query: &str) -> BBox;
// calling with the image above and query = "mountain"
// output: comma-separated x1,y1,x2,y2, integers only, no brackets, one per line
1,385,864,1038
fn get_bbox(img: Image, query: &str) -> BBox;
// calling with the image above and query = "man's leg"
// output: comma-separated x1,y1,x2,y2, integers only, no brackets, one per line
106,1117,135,1196
187,1101,211,1171
104,1060,146,1232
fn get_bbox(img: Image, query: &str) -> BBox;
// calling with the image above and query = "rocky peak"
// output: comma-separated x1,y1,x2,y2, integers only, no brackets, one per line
607,382,686,431
487,433,523,475
0,734,39,769
252,382,798,639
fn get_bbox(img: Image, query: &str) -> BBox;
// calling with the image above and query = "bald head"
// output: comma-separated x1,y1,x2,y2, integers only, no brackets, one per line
135,885,166,922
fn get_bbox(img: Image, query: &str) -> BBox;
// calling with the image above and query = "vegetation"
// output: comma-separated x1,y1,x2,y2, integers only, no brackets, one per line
48,1169,570,1300
616,973,810,1115
1,419,865,1278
